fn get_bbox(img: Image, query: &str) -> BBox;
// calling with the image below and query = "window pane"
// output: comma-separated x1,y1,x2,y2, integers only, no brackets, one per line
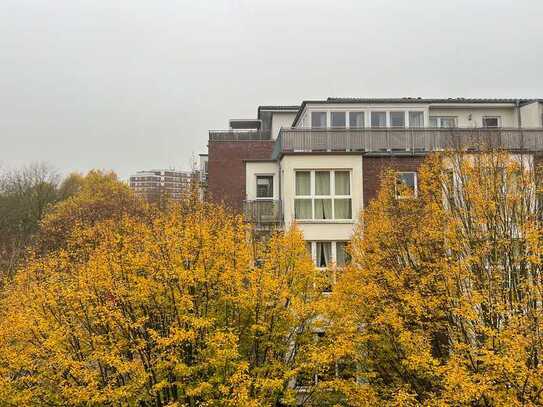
371,112,386,128
311,112,327,128
316,242,332,267
331,112,346,128
334,198,352,219
396,172,417,198
409,112,424,127
336,242,350,267
296,171,311,195
256,176,273,198
305,242,312,256
315,171,331,195
349,112,364,128
390,112,405,127
315,199,332,219
441,117,456,128
430,117,438,127
335,171,350,195
483,117,499,128
295,199,312,219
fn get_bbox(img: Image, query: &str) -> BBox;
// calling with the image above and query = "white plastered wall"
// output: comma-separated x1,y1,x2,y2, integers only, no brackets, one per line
280,154,363,241
271,112,297,139
520,102,543,127
428,107,517,127
245,162,279,200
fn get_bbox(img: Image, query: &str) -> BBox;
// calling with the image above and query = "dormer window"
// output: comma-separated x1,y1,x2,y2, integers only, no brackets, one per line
371,112,387,128
349,112,365,128
331,112,346,128
311,112,327,128
390,112,406,128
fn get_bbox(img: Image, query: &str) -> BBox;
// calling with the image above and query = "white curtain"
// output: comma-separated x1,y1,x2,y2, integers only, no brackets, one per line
335,171,350,195
312,112,327,128
295,199,312,219
315,171,330,195
409,112,424,128
315,199,332,220
334,199,352,219
371,112,386,128
296,171,311,195
317,242,332,267
349,112,364,128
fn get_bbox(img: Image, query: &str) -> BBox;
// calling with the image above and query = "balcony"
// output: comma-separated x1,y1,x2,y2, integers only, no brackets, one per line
209,130,272,142
272,128,543,159
243,200,282,226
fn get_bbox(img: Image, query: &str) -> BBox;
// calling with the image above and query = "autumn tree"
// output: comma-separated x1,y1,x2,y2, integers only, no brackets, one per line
317,151,543,406
35,169,149,254
0,163,62,279
0,186,324,406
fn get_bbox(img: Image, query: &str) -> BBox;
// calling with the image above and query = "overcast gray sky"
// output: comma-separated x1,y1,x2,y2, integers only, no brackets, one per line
1,0,542,179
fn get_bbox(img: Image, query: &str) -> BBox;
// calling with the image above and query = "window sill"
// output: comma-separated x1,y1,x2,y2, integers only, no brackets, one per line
295,220,355,224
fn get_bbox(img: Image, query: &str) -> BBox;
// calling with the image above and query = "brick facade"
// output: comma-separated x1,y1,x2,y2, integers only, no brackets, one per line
362,156,427,207
208,140,274,212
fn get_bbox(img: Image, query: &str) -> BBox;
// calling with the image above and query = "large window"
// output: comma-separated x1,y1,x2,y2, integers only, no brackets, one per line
306,241,350,268
390,111,405,127
409,111,424,127
256,175,273,198
295,170,352,220
331,112,346,128
371,112,387,128
430,116,457,128
311,112,327,128
349,112,365,128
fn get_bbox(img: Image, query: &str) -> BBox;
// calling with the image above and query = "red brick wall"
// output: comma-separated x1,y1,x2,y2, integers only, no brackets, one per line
208,141,274,212
363,156,427,207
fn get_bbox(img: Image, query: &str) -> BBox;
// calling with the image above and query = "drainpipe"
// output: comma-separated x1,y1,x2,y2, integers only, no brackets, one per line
517,99,525,151
277,157,283,227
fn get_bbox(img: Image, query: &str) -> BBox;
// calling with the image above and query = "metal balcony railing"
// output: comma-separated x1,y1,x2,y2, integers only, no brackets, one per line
209,130,272,142
243,199,282,226
272,127,543,159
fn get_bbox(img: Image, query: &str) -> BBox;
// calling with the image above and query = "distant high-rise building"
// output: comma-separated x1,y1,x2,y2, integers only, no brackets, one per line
129,169,195,204
198,154,208,199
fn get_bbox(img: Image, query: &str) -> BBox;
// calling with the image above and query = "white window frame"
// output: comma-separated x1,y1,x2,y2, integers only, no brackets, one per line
429,116,457,128
311,111,327,128
255,174,274,199
307,241,350,268
407,111,425,128
482,116,501,128
395,171,418,199
389,111,406,128
294,170,353,221
370,111,387,128
330,111,347,128
347,111,365,128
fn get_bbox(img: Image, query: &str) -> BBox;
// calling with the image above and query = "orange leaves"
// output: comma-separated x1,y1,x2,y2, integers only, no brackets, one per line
0,192,323,405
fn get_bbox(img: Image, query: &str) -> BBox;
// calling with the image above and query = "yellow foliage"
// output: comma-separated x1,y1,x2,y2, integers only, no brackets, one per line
318,151,543,406
0,177,322,406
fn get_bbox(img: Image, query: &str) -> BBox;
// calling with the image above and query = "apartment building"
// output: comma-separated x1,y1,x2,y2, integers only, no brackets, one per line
129,169,196,204
207,98,543,266
198,154,209,199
